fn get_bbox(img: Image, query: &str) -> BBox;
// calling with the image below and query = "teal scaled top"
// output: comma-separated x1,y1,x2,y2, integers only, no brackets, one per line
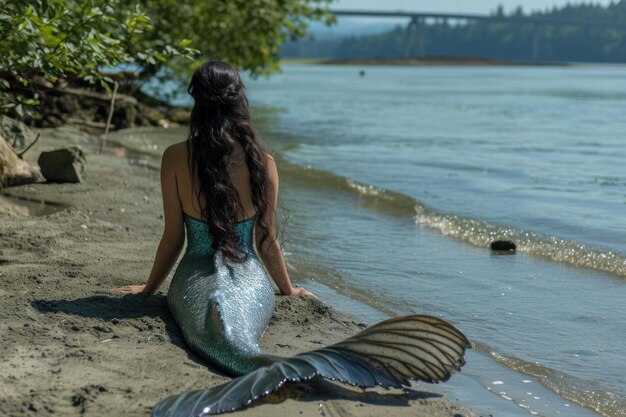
181,212,258,257
167,212,275,376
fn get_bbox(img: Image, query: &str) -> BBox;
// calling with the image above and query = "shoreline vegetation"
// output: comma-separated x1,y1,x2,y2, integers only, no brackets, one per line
281,2,626,65
314,56,570,66
0,126,473,417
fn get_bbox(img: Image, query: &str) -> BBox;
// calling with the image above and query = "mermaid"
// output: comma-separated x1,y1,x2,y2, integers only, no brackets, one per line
113,59,470,416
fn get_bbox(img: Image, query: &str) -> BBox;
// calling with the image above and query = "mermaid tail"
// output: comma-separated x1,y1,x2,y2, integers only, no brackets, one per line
152,314,470,416
157,214,470,416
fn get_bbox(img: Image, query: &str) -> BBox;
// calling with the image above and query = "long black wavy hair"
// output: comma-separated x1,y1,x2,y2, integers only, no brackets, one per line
186,59,272,260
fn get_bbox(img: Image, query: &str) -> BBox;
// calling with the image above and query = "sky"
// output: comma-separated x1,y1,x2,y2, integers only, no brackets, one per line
334,0,614,15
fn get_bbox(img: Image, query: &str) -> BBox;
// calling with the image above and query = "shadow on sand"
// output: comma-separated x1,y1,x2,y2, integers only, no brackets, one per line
31,294,442,411
30,294,220,371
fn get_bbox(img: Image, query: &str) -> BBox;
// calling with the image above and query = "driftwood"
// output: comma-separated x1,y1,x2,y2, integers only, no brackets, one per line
100,81,119,154
4,74,187,131
29,77,137,105
105,70,141,81
51,85,135,105
16,132,40,159
66,118,116,129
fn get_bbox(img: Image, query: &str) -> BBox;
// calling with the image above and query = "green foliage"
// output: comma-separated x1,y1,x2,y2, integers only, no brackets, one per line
0,0,334,116
124,0,335,81
0,0,197,115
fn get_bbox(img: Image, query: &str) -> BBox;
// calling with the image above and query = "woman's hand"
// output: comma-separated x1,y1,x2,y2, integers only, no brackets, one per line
112,285,147,294
289,287,317,299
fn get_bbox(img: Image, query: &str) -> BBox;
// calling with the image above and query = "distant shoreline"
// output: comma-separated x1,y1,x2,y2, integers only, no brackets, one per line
282,56,570,67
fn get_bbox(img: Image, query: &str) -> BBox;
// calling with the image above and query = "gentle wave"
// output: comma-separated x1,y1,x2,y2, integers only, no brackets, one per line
413,205,626,278
278,156,417,218
474,342,626,417
284,255,405,318
279,157,626,279
108,128,626,278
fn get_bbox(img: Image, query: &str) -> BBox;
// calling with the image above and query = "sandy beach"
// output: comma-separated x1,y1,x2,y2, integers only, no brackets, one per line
0,126,473,417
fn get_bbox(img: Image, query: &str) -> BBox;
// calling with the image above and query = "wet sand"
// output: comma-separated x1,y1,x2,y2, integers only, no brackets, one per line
0,126,473,417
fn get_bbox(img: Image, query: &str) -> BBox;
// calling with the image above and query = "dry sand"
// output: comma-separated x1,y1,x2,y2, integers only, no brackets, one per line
0,126,474,417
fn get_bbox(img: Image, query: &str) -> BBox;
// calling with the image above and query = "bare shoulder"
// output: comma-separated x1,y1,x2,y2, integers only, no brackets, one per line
264,152,277,173
264,152,277,169
159,142,187,182
161,141,188,166
263,152,279,187
163,141,187,158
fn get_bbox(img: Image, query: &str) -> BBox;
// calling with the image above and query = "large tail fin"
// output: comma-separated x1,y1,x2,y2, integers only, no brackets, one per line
152,315,470,416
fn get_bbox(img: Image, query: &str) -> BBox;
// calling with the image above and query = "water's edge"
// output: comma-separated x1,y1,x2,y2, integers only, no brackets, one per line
106,126,622,417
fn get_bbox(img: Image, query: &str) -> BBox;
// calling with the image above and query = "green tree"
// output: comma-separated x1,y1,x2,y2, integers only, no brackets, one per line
0,0,335,117
125,0,335,81
0,0,197,116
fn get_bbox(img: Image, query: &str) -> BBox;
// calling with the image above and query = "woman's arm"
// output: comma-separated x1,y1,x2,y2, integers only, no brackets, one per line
256,156,314,298
113,146,185,294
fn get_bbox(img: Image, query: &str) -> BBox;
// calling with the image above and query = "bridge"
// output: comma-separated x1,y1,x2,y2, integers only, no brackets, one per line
330,9,626,61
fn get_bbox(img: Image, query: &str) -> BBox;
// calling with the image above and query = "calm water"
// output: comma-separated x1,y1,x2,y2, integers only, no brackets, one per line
123,64,625,417
242,65,626,417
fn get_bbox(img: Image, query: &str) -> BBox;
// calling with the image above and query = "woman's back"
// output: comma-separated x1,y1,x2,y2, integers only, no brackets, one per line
167,140,258,223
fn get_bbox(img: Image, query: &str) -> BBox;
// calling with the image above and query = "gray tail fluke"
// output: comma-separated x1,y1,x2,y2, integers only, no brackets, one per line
152,315,470,416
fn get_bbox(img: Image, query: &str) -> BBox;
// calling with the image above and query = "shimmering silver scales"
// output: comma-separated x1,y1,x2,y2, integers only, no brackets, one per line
153,213,470,416
167,215,275,375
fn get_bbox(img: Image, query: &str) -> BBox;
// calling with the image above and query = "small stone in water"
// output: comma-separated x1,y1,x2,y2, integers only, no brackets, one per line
490,240,517,253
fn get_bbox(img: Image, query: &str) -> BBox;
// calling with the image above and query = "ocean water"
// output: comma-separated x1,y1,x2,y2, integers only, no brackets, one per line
119,63,625,417
241,65,626,417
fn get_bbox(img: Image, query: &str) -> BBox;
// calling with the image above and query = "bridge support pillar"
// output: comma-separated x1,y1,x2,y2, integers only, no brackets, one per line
532,26,541,62
405,17,426,57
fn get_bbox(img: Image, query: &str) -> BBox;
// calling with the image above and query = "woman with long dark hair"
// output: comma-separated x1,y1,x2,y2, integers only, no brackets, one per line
114,59,470,416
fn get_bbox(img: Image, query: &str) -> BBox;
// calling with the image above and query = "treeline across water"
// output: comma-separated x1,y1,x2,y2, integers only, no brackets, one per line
283,1,626,63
